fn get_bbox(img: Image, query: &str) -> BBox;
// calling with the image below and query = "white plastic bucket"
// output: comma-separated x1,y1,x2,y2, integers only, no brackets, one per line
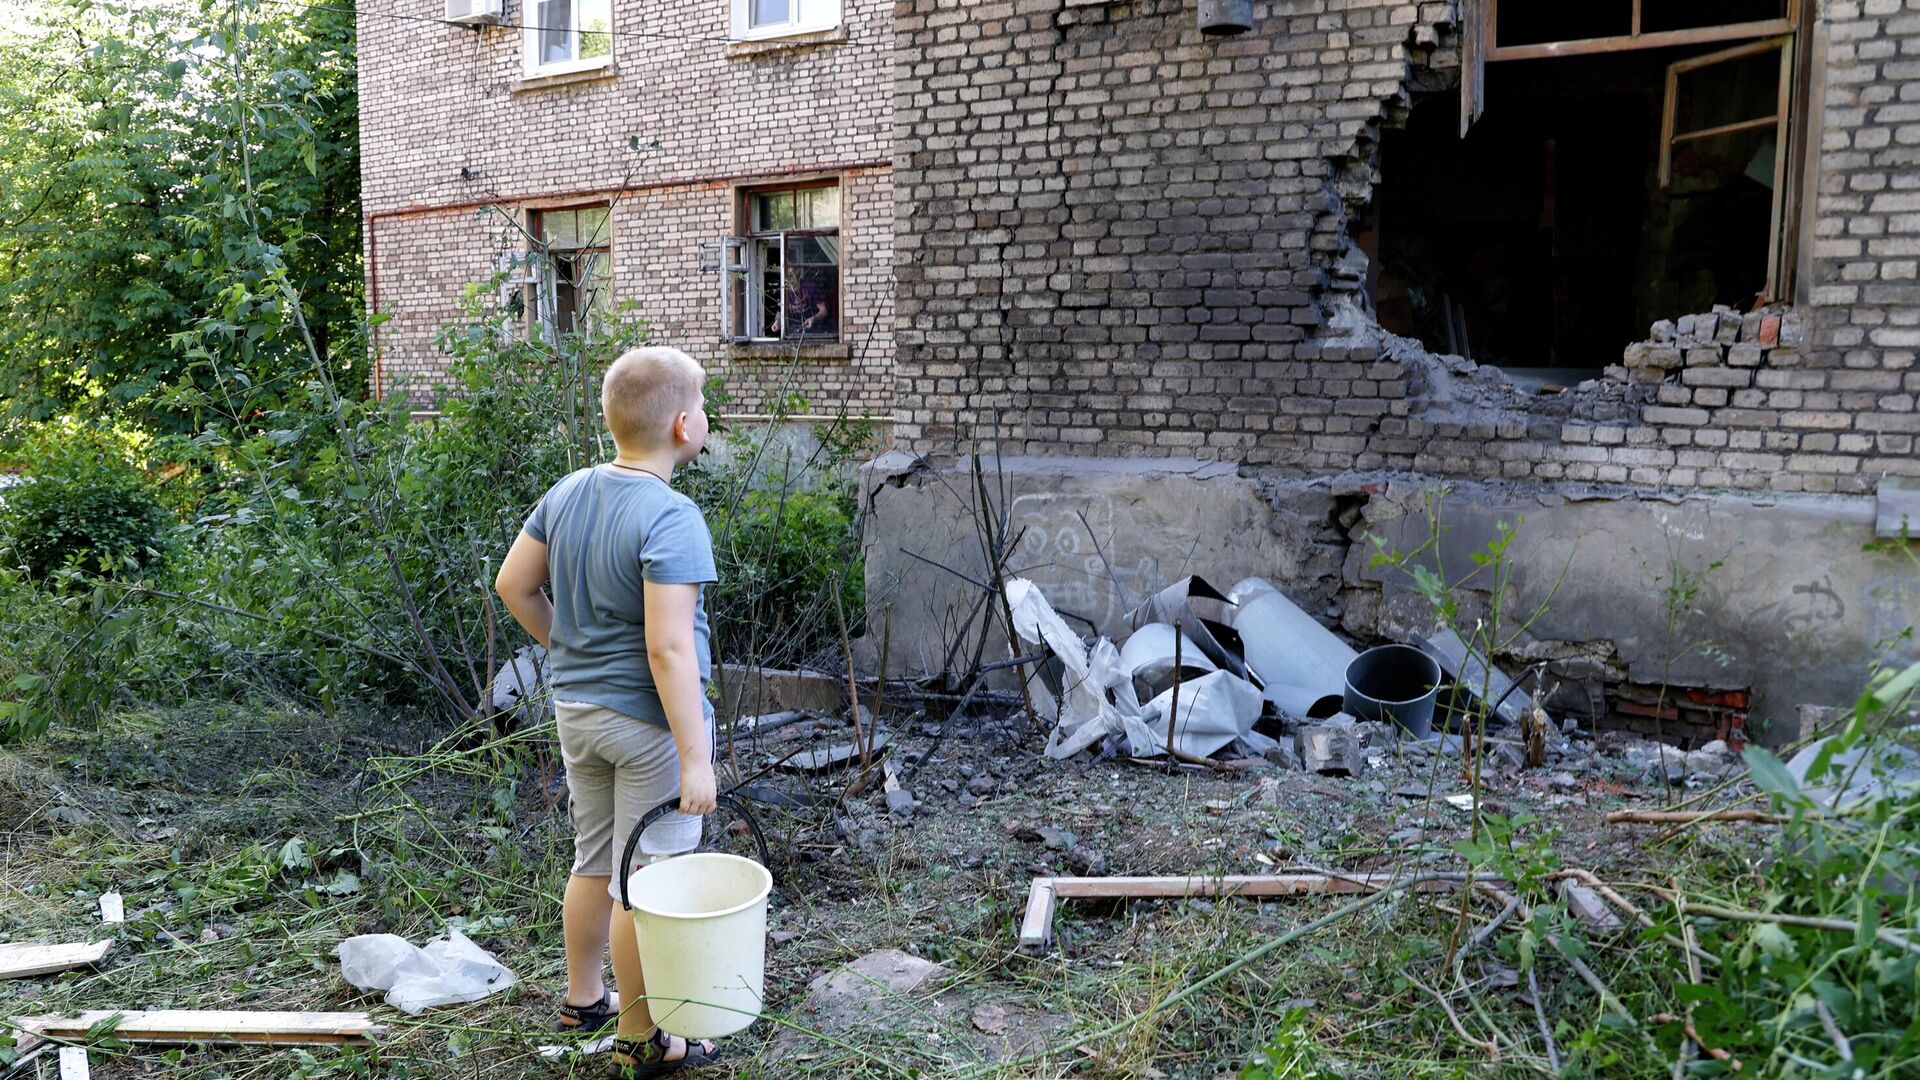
626,851,772,1039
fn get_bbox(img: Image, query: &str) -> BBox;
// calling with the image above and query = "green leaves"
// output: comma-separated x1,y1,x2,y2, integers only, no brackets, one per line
1742,744,1803,803
0,0,362,432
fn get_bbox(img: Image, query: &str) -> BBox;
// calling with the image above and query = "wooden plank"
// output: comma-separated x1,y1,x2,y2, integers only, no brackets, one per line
1459,0,1487,138
1659,58,1680,187
1017,880,1056,950
1671,114,1780,144
12,1011,386,1047
0,942,113,980
1050,872,1447,899
1489,18,1794,62
1765,37,1795,299
1018,873,1458,949
1668,35,1792,76
57,1047,88,1080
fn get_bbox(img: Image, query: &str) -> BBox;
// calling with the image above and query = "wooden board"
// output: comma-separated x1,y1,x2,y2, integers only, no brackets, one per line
1017,873,1458,950
0,941,114,980
11,1011,386,1047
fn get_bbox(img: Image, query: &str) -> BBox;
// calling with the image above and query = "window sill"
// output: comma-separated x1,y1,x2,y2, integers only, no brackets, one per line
511,62,616,93
728,341,850,361
726,27,847,58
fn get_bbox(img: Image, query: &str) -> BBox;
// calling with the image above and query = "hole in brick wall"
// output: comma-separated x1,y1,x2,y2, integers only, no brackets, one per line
1353,15,1790,391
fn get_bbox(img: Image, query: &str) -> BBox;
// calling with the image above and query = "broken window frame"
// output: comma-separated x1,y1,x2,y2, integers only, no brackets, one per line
712,181,842,344
1478,0,1795,63
1659,35,1795,298
1460,0,1809,302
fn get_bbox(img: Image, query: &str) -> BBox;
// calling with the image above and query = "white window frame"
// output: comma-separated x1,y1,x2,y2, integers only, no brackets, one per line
523,0,614,78
709,182,842,344
729,0,840,42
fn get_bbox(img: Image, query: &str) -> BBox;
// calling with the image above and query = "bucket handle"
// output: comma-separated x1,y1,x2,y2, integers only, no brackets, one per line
617,793,772,910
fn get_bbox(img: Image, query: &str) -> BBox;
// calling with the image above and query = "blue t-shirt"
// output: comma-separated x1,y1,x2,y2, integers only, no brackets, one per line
523,465,717,729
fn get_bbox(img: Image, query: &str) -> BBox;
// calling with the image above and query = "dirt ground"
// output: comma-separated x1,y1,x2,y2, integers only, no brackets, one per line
0,701,1725,1078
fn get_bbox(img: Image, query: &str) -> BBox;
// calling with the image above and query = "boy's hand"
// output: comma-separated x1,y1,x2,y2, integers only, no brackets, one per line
678,758,717,817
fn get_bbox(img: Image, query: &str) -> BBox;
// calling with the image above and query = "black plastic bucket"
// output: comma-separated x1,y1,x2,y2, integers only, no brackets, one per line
1343,644,1443,738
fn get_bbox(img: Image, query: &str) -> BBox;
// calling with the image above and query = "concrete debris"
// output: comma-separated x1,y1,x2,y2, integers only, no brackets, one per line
772,949,1067,1062
1609,735,1746,785
781,735,891,772
1263,741,1303,770
1558,881,1625,932
1297,727,1361,776
1066,845,1109,876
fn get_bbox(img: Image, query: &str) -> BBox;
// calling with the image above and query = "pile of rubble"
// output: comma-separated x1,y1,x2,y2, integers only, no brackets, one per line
1612,303,1807,385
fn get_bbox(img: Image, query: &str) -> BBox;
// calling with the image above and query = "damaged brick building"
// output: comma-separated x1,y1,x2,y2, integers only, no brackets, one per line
869,0,1920,741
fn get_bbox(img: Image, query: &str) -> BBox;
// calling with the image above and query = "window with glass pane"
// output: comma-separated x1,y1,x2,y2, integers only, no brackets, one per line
736,184,840,342
736,0,839,38
530,207,612,339
527,0,612,73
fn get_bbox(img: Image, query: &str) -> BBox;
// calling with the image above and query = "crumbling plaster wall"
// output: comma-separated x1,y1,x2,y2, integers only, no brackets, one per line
863,454,1919,740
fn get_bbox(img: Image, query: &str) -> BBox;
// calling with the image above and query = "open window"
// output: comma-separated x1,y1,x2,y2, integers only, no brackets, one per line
712,183,841,344
1660,36,1794,298
1370,1,1805,379
526,206,612,341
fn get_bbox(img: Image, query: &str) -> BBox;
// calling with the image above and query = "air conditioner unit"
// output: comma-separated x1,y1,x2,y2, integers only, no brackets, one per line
446,0,505,26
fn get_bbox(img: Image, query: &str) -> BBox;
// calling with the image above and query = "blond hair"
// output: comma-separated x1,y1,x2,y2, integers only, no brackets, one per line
601,346,704,448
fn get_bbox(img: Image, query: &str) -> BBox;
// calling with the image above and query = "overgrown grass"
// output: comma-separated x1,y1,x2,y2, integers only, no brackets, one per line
4,673,1915,1079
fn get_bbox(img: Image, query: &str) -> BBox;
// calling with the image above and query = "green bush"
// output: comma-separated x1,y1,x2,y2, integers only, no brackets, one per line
0,423,173,581
714,482,865,668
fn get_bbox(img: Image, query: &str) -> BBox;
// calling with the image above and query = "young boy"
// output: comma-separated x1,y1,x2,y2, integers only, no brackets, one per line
494,346,720,1077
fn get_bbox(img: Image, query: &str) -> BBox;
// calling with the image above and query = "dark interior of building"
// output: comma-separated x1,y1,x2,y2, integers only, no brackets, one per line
1356,3,1790,377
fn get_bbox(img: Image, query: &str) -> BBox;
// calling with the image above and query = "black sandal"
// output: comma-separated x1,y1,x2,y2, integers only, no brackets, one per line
606,1029,720,1078
554,990,619,1034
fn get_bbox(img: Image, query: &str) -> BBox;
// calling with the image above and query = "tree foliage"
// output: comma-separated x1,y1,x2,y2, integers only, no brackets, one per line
0,0,360,432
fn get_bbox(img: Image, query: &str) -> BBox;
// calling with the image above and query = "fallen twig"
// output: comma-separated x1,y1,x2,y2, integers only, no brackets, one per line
1678,900,1920,956
1606,809,1788,826
1526,967,1560,1073
1404,969,1502,1059
1815,998,1853,1064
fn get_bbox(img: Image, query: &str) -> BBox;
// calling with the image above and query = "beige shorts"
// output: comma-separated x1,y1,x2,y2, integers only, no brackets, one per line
555,700,711,901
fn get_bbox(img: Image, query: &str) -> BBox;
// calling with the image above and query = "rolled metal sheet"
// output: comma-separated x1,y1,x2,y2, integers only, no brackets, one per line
1232,588,1359,719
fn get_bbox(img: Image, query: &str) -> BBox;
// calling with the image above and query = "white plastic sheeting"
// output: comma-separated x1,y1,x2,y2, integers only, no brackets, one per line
1007,579,1268,760
337,929,518,1014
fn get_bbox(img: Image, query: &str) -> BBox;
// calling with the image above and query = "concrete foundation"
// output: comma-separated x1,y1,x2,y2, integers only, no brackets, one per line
864,453,1920,743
